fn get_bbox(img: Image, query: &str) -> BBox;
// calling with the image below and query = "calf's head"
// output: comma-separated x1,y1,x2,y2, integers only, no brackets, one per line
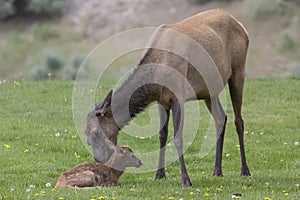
104,146,143,172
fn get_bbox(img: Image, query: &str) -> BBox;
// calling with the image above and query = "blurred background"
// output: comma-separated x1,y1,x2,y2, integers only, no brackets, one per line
0,0,300,81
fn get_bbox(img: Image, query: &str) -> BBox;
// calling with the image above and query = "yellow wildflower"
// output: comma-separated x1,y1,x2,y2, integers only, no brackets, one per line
264,197,271,200
189,191,194,195
24,149,29,153
232,194,242,199
74,152,80,159
203,193,209,197
4,144,10,149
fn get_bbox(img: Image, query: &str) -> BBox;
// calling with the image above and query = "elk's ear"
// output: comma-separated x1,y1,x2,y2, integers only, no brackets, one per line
120,146,133,153
96,90,113,116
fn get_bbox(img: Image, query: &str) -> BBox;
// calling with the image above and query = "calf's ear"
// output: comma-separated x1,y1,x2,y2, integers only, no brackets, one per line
96,90,113,116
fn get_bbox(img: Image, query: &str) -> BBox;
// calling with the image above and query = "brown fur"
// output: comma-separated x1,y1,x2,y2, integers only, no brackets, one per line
56,147,141,189
89,9,251,187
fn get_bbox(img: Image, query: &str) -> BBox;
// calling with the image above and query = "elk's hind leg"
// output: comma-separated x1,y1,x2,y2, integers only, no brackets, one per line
155,105,170,180
205,97,227,176
229,72,251,176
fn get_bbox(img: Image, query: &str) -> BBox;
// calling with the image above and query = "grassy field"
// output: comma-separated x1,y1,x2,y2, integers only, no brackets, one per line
0,79,299,200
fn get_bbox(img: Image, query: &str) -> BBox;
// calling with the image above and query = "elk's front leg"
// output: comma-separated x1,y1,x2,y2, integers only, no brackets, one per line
172,99,192,187
155,105,170,180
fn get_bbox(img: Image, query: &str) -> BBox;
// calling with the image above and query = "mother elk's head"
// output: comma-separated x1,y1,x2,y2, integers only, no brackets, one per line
85,90,120,148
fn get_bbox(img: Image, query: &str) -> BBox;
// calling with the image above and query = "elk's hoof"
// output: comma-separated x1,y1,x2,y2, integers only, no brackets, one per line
155,174,166,180
182,178,192,187
213,169,223,177
155,170,166,180
241,167,251,176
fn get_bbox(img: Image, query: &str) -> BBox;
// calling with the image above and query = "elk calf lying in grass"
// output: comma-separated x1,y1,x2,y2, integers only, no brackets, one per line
56,147,142,189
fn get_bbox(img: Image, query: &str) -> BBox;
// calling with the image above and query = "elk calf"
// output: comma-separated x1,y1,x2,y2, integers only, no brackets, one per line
56,147,142,189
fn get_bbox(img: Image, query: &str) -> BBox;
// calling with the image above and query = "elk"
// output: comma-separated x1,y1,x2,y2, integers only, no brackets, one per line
84,106,142,169
91,9,251,187
56,110,142,189
56,146,141,189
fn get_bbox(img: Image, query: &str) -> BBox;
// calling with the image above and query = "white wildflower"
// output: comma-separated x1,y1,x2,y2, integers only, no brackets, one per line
265,182,270,186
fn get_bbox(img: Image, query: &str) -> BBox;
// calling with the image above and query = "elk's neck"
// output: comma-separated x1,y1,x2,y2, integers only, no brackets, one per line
111,168,124,179
113,66,160,128
105,150,126,173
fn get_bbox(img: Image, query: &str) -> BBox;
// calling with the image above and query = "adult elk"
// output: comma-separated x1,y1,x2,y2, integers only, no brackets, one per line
91,9,251,187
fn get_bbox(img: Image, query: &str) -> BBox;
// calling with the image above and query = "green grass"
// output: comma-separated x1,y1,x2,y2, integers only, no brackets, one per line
0,79,299,200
